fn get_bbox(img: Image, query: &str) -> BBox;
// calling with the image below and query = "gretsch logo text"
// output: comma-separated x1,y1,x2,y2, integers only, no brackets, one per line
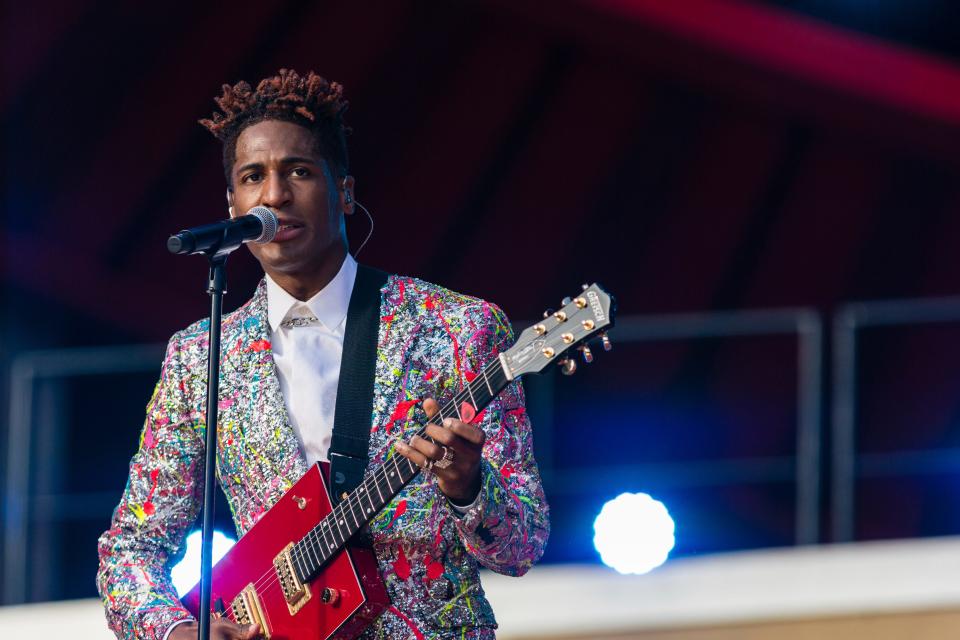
587,291,606,322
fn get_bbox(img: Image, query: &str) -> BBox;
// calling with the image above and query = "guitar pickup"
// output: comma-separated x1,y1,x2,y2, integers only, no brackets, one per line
231,584,271,638
274,542,312,615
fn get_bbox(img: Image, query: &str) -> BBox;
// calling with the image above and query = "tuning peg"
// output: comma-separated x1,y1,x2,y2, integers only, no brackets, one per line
601,332,612,352
582,283,589,291
543,308,554,319
580,344,594,363
559,358,577,375
561,296,572,306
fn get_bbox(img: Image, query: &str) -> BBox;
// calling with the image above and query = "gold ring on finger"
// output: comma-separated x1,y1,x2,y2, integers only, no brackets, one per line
433,445,455,470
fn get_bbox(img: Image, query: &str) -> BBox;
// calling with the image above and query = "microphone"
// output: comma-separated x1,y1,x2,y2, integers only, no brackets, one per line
167,206,279,255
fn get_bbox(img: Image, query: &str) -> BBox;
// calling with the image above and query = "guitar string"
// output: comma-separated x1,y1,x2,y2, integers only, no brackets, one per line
219,362,500,616
218,360,507,617
295,359,507,566
217,303,601,617
286,364,495,580
284,305,594,589
218,373,491,618
296,360,504,566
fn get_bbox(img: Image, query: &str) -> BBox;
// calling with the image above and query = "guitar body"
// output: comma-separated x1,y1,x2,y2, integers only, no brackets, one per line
182,463,390,640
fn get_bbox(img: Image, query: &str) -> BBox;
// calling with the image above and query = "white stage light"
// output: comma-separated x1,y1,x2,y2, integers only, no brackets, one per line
593,492,675,575
171,529,237,596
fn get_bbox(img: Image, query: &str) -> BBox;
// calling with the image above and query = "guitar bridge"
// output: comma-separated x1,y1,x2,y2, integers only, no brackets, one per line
274,542,312,615
231,584,271,638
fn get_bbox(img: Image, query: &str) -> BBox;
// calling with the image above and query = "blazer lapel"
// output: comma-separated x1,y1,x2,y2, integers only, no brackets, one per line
221,280,308,503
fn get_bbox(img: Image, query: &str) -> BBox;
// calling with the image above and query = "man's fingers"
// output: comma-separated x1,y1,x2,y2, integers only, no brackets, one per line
441,419,486,446
421,422,482,449
423,423,457,446
166,613,260,639
395,440,431,469
219,619,259,640
409,435,443,460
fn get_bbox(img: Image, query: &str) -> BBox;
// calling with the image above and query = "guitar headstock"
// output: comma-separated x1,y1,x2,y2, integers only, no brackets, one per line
500,283,615,379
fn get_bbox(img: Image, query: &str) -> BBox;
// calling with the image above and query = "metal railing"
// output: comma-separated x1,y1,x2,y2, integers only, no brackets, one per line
3,308,825,603
831,296,960,542
3,344,166,604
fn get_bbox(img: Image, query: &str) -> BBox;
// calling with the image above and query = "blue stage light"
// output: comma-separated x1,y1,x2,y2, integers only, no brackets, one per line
593,492,675,574
171,529,237,595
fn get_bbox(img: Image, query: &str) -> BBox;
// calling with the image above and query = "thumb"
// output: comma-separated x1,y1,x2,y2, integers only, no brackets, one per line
241,623,260,639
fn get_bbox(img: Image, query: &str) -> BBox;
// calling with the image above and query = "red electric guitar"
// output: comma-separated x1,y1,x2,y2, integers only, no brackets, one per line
182,284,615,639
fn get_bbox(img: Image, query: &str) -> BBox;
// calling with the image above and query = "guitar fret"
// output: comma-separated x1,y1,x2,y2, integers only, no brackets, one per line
323,523,349,553
314,510,337,556
347,495,361,530
333,504,348,542
386,457,399,492
308,529,323,566
481,366,494,396
330,516,343,549
353,491,367,526
309,535,323,571
293,543,307,580
373,471,386,504
361,483,376,517
303,539,316,576
338,501,353,538
403,456,417,480
465,380,478,412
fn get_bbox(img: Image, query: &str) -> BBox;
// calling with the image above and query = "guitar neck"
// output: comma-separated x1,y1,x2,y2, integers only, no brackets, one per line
291,356,512,582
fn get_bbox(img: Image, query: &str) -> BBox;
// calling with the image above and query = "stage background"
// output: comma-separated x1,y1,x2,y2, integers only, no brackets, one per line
4,0,960,629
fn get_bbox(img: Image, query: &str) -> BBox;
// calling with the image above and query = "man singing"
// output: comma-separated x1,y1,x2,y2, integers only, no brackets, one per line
97,69,549,639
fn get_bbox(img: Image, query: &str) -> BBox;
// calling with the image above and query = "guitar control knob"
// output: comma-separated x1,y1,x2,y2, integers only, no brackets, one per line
601,332,612,352
560,358,577,375
580,345,594,363
321,587,341,605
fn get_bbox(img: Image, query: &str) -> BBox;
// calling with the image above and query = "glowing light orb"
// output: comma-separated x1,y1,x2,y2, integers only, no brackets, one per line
171,530,237,595
593,492,675,575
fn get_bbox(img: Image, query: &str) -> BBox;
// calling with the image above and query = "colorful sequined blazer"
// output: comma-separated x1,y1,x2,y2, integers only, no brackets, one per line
97,272,549,640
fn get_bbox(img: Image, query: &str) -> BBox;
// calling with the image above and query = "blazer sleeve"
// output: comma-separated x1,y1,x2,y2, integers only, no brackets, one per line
96,334,203,639
451,302,550,576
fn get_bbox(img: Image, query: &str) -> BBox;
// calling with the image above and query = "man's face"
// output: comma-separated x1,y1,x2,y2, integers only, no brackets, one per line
229,119,346,281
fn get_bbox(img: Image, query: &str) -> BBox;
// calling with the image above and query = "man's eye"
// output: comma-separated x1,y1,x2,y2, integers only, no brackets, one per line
242,173,262,183
291,167,309,177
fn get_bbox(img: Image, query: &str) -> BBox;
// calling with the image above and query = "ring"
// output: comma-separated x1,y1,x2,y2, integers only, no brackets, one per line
433,446,455,470
421,458,434,472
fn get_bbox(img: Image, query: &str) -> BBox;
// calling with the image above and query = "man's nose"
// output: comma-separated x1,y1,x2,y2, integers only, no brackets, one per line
260,172,291,208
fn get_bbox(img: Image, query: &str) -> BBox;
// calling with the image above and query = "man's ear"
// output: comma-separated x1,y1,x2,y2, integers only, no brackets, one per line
226,188,235,218
341,175,356,216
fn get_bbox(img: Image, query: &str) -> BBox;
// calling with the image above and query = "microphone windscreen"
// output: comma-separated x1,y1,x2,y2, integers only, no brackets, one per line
247,206,278,243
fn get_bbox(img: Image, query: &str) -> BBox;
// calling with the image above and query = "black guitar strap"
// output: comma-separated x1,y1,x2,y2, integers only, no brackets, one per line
328,264,389,506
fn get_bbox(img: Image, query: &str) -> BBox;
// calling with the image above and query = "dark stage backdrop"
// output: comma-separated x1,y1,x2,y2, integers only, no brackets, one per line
4,0,960,603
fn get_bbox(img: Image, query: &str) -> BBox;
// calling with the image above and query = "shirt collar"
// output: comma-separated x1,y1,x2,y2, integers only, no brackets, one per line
265,254,358,332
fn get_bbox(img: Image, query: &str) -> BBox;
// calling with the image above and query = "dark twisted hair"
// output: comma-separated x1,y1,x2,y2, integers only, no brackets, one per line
200,69,350,186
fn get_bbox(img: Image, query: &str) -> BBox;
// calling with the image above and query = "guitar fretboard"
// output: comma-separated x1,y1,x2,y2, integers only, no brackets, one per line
289,356,510,582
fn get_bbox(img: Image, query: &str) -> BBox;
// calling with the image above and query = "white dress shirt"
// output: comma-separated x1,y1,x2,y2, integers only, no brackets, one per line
266,254,357,466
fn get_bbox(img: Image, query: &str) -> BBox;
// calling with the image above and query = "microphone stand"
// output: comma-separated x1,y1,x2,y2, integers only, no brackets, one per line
198,251,227,640
168,210,275,640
